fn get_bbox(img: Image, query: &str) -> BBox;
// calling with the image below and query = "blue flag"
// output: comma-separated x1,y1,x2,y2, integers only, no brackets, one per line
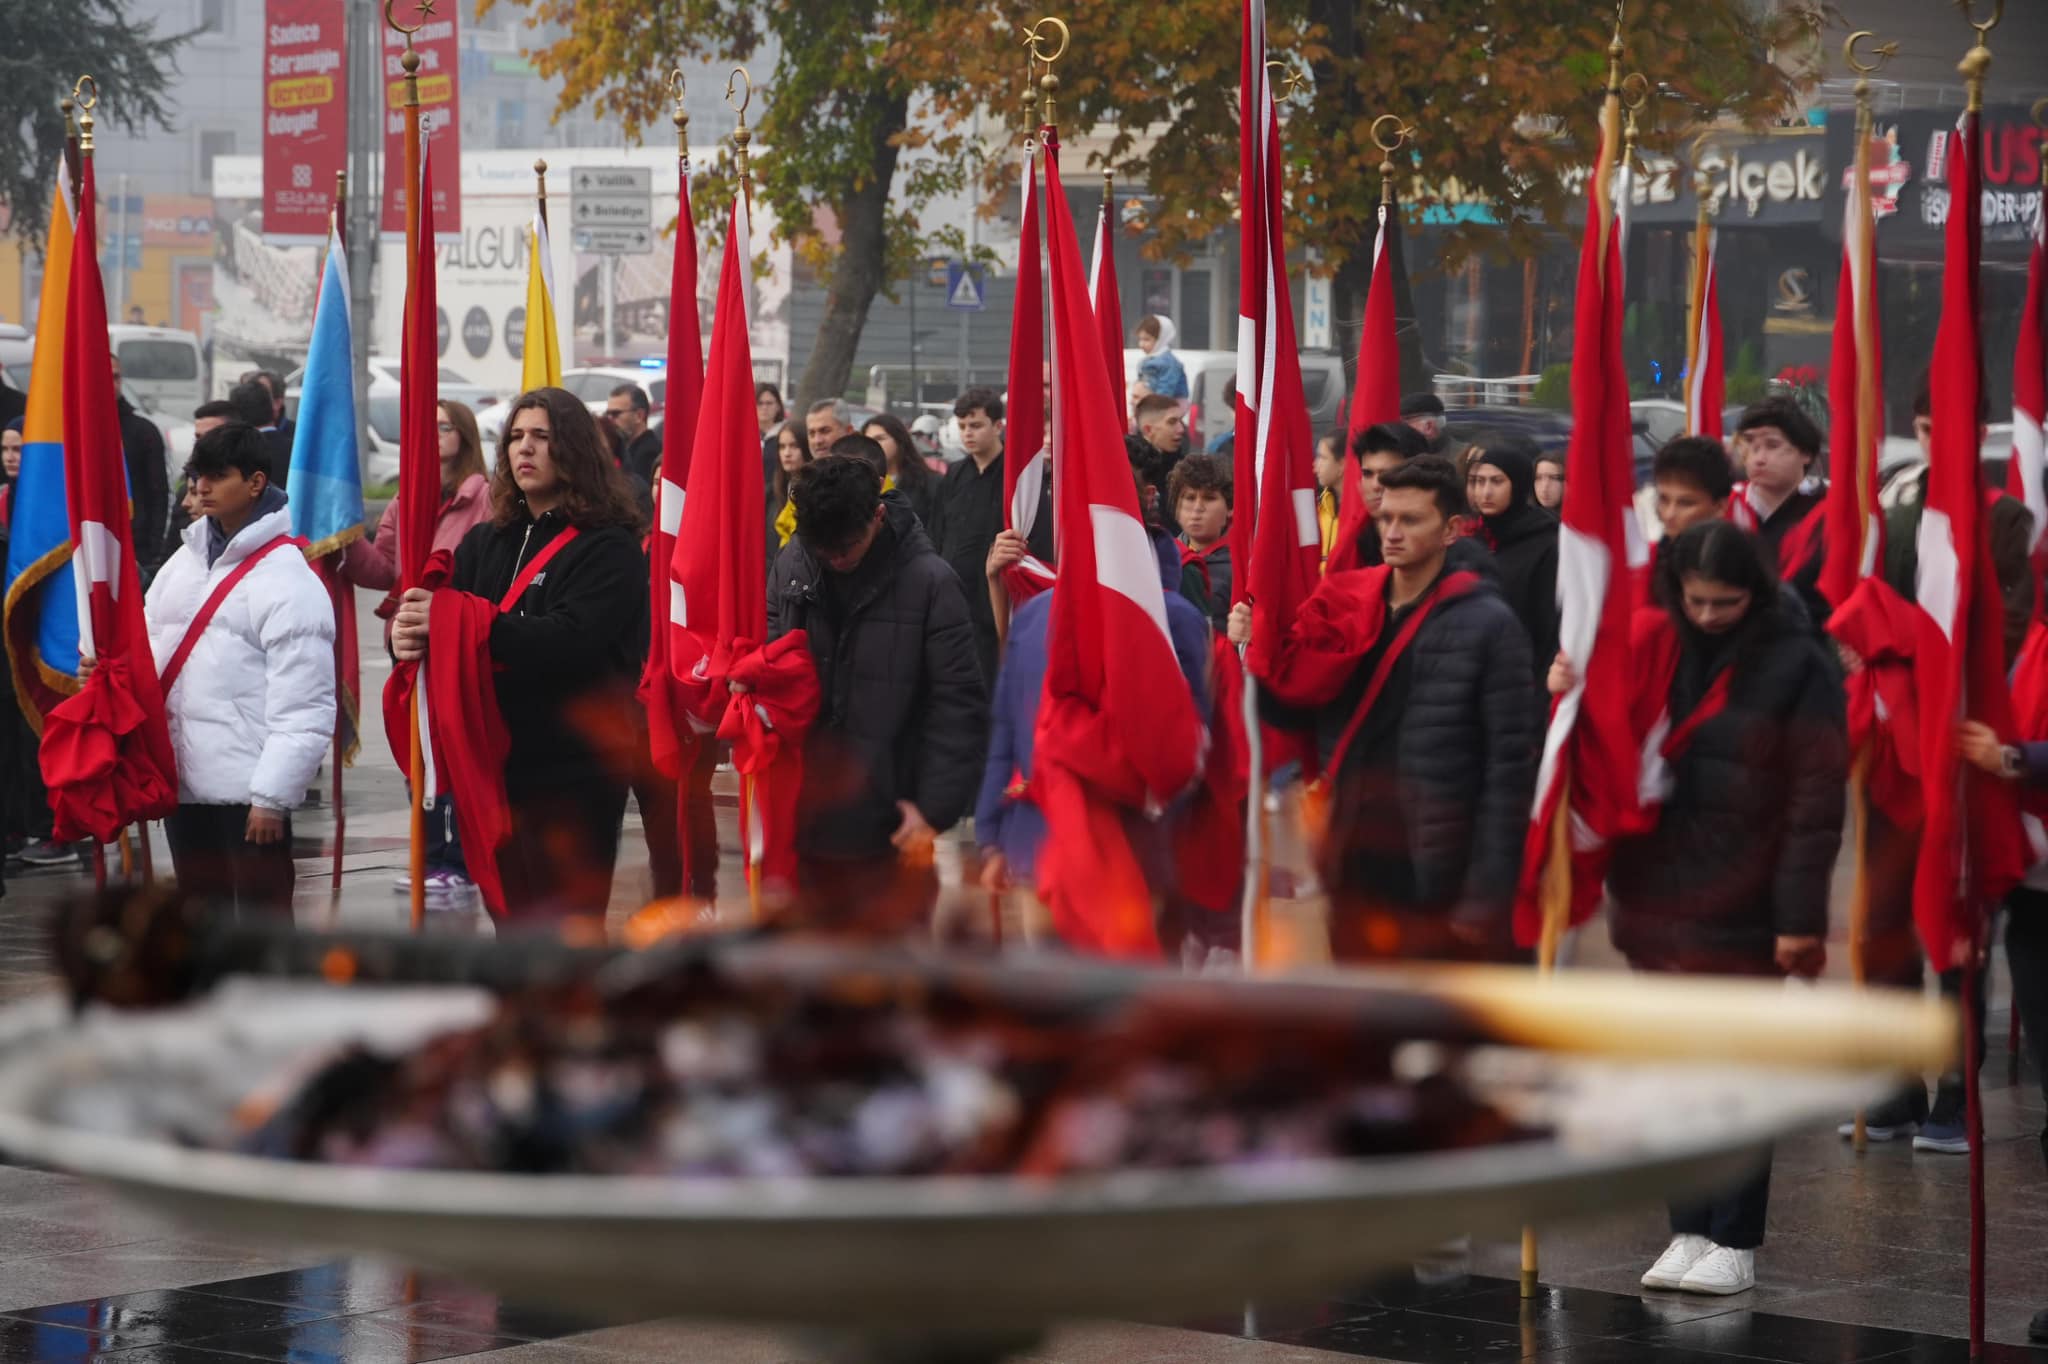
288,223,365,554
4,179,81,729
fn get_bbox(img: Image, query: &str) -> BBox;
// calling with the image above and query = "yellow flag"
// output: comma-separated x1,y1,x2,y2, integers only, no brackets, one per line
521,210,561,391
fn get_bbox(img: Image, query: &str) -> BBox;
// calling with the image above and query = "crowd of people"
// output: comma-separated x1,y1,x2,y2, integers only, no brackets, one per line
12,307,2045,1308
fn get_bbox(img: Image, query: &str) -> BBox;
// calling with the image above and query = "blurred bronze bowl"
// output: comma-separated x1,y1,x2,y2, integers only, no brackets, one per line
0,978,1915,1330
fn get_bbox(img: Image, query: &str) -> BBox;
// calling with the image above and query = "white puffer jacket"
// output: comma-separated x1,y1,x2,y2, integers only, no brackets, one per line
145,502,336,810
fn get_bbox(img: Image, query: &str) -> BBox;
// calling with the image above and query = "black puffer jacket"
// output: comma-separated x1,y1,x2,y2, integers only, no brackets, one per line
1608,596,1847,969
1267,578,1537,932
450,507,647,798
769,494,989,861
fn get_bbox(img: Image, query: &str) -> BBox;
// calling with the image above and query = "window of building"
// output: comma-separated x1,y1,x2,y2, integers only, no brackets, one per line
197,0,229,34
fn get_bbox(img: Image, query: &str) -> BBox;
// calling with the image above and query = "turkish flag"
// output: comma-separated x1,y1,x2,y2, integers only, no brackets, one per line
1002,145,1056,603
1819,128,1885,610
1089,183,1128,436
40,153,176,841
1233,0,1322,689
1033,140,1204,959
1912,108,2026,967
2005,196,2047,567
1514,103,1647,948
1685,224,1724,439
668,190,815,893
641,154,705,782
1329,199,1401,574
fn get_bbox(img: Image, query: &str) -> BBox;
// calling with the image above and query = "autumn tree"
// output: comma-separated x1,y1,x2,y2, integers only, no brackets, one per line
1,0,188,247
489,0,1823,407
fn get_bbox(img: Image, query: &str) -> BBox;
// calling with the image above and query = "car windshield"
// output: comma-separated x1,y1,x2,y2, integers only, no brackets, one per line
116,340,197,381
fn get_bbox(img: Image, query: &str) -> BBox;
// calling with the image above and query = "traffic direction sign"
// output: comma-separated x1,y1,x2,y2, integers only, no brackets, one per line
570,165,653,231
573,225,654,256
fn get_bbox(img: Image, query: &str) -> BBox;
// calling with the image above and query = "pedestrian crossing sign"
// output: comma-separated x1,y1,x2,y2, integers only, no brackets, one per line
946,262,986,311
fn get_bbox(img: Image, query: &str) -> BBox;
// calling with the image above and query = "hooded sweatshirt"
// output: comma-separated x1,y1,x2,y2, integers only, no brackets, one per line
1468,444,1559,695
1136,315,1189,400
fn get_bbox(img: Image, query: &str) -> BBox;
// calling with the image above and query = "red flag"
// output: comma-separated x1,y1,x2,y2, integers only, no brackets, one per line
1684,222,1724,439
2006,197,2047,564
1233,0,1321,679
670,190,814,891
1514,84,1646,948
1913,107,2027,967
641,154,705,782
1089,183,1128,436
1002,146,1056,601
1819,111,1885,610
38,153,177,841
1329,200,1401,574
1033,139,1204,959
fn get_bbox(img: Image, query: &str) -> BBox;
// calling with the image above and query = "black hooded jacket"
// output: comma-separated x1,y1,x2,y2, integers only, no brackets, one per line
116,397,169,575
450,505,648,800
1469,444,1559,695
1608,591,1847,970
1261,572,1538,937
769,493,989,861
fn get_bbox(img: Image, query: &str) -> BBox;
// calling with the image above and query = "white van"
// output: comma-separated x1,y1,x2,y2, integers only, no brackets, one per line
106,325,205,419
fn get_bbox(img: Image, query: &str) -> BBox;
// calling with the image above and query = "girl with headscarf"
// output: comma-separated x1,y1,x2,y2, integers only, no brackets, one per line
1464,433,1559,696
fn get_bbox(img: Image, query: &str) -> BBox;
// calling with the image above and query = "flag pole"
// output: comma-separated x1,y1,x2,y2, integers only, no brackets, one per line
329,167,349,904
388,0,427,934
1955,10,1998,1356
1528,12,1629,1298
1841,30,1893,1156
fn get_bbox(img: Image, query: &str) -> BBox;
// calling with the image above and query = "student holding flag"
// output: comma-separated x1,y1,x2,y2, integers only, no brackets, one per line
1551,518,1844,1295
392,389,648,918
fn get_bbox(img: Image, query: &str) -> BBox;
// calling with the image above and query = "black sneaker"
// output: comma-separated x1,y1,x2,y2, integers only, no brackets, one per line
15,840,77,869
2029,1307,2048,1344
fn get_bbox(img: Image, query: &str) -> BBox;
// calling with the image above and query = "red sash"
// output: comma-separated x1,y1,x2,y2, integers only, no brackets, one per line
159,535,302,695
499,527,579,613
1321,574,1476,780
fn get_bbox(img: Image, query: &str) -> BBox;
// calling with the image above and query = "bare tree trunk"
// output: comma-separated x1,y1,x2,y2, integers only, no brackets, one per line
793,87,911,412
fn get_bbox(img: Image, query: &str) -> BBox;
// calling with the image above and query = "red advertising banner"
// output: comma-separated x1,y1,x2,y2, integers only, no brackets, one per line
380,8,462,238
261,0,348,242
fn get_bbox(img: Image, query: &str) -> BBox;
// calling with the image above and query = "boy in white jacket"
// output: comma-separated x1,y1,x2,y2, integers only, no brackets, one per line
140,423,334,917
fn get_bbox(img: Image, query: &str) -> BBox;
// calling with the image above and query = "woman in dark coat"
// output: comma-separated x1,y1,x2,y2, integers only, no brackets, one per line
1464,433,1558,697
395,387,649,919
862,412,940,531
1550,520,1846,1298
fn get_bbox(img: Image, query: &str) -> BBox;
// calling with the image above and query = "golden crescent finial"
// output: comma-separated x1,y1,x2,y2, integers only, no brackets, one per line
71,75,98,110
1956,0,2003,40
2033,96,2048,130
1620,72,1651,112
383,0,431,36
1844,31,1898,76
670,68,686,106
1370,114,1413,154
1023,16,1069,67
724,66,752,118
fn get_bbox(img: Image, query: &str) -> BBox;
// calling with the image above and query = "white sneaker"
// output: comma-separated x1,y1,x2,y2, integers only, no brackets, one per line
1641,1234,1712,1290
1678,1245,1756,1295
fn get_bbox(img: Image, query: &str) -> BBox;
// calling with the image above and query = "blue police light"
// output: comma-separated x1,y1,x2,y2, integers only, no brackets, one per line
639,355,666,370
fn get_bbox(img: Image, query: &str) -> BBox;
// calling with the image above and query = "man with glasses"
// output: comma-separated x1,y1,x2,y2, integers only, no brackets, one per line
606,383,662,486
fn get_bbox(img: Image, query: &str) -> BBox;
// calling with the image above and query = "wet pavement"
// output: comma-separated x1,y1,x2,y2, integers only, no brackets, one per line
0,595,2042,1361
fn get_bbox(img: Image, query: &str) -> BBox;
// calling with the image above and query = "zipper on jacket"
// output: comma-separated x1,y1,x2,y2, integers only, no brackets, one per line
507,521,536,607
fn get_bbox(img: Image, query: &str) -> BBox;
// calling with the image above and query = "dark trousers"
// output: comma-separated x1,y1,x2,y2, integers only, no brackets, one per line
1636,954,1774,1250
424,795,465,874
2005,890,2048,1112
684,739,718,899
1671,1155,1772,1250
789,855,940,939
165,803,295,920
631,769,683,901
499,778,628,921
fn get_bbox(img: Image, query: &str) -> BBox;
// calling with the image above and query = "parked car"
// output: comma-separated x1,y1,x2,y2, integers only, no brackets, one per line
4,360,184,494
106,325,205,419
1444,405,1574,455
0,323,32,375
1629,398,1749,452
1877,423,2016,510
